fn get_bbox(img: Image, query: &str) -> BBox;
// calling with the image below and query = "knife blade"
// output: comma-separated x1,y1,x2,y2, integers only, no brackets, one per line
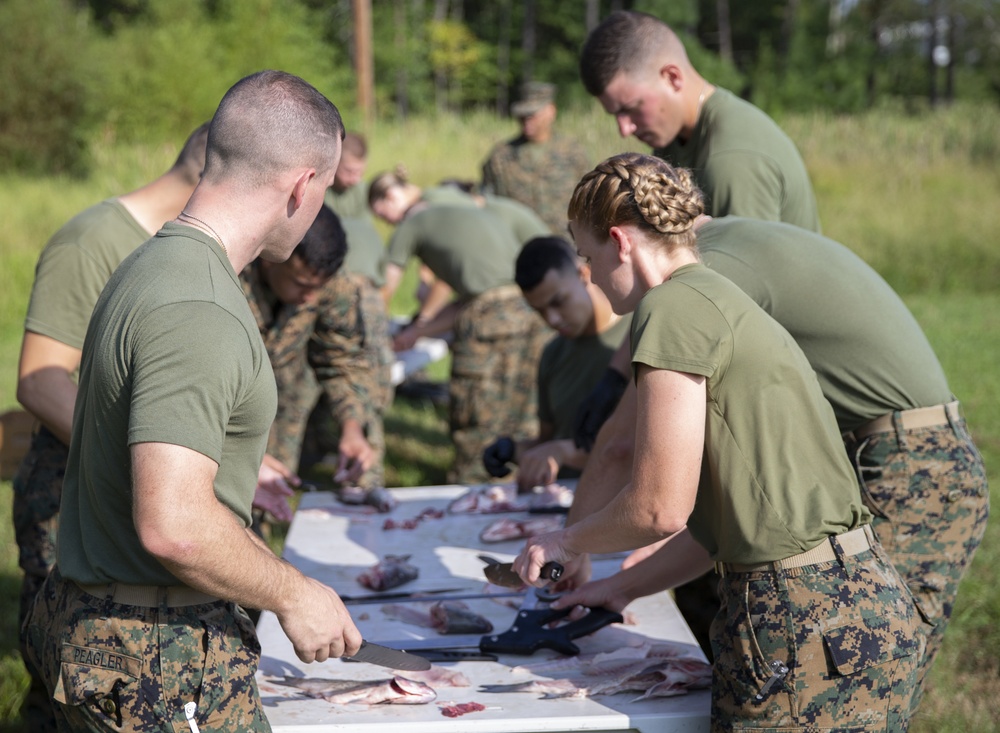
479,555,563,588
338,587,467,604
344,640,432,671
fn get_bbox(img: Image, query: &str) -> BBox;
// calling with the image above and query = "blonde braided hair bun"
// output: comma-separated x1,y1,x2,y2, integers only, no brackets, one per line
568,153,704,251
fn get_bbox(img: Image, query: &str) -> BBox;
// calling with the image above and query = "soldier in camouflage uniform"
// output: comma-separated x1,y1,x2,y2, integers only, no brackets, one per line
24,71,361,732
369,170,550,484
304,132,395,487
242,205,387,487
519,154,921,731
481,81,591,235
12,123,209,732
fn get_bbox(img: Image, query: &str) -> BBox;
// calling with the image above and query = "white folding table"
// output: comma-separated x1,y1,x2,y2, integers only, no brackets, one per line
255,485,711,732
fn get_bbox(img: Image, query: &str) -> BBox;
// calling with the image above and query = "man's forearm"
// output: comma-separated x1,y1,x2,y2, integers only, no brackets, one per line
17,371,77,445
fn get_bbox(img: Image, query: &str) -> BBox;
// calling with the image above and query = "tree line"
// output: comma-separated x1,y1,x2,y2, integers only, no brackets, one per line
2,0,997,175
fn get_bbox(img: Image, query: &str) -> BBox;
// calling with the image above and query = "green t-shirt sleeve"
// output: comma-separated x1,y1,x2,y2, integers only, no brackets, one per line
701,150,784,222
26,243,114,349
128,301,258,463
384,220,418,269
630,283,727,379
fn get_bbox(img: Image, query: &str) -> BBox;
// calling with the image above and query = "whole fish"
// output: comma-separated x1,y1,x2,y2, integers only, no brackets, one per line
357,554,419,591
272,675,436,705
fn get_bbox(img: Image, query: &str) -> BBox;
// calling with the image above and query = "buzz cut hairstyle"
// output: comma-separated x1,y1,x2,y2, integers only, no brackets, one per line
343,132,367,159
515,236,580,293
205,70,345,188
580,10,669,97
291,204,348,278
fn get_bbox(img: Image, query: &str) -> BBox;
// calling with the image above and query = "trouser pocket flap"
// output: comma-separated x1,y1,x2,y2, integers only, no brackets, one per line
56,643,142,706
823,619,917,676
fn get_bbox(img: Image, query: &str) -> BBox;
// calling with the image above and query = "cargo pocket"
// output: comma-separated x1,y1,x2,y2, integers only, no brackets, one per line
55,643,142,726
824,617,917,678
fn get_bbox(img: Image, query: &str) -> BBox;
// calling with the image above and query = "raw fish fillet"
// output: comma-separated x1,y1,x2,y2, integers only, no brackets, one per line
356,554,419,591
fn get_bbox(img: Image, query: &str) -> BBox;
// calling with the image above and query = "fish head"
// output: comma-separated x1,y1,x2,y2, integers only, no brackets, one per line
389,676,437,703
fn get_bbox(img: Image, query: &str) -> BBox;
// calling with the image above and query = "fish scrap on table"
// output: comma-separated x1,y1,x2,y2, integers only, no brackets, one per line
440,701,487,717
481,641,712,701
448,482,574,515
268,675,436,705
356,554,419,591
479,515,564,543
381,600,494,634
338,485,399,513
382,507,445,530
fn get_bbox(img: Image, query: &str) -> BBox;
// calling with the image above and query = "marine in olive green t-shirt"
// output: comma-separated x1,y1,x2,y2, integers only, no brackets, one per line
631,264,869,563
482,194,552,246
697,217,951,432
538,315,632,440
58,223,277,586
383,205,521,298
654,88,820,233
24,199,151,350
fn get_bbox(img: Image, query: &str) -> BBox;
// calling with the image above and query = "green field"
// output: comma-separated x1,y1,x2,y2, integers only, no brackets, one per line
1,104,998,730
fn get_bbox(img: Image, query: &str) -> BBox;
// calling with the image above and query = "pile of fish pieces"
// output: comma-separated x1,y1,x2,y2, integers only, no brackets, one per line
271,667,470,707
381,600,494,634
481,641,712,701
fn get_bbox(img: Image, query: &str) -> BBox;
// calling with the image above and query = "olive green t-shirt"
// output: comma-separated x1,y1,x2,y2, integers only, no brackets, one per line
25,199,150,350
482,194,552,246
538,315,632,439
326,183,386,285
384,205,521,298
655,88,821,233
58,223,277,585
631,264,868,564
698,217,951,432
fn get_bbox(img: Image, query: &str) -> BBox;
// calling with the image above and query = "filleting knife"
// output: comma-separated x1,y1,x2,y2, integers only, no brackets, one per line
343,640,432,670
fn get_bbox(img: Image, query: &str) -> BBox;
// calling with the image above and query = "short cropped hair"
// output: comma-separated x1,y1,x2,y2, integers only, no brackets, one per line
170,122,211,186
291,204,347,278
205,70,344,188
580,11,681,96
342,132,367,159
515,236,580,292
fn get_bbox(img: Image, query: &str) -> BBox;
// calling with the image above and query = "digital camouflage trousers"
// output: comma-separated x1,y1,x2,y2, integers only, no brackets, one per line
846,413,989,716
24,569,270,733
12,425,67,732
448,286,550,485
711,537,922,732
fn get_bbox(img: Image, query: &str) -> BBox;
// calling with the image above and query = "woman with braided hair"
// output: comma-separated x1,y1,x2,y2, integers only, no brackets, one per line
511,153,923,731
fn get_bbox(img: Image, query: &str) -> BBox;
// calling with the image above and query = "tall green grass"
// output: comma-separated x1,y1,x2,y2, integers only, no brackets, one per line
0,103,998,729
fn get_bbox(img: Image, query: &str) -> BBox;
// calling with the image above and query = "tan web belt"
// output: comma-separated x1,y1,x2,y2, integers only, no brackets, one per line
715,525,874,576
75,581,219,608
844,401,959,442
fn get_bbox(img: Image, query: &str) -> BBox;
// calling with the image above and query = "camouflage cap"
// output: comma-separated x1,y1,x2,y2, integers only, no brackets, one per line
511,81,556,117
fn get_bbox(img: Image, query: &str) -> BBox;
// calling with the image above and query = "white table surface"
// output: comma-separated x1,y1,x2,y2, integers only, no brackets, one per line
255,486,710,733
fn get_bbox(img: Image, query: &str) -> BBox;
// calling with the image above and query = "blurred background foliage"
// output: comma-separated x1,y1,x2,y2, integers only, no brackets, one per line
1,0,997,176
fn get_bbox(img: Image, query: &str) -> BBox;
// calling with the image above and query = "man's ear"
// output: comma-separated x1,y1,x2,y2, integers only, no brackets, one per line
288,169,317,213
577,261,594,285
659,63,683,92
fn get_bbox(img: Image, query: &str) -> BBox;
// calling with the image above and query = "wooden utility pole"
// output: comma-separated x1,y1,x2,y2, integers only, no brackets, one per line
354,0,375,128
